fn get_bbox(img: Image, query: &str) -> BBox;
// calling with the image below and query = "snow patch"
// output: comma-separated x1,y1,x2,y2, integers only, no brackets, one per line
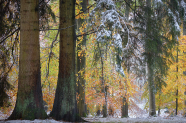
167,8,180,32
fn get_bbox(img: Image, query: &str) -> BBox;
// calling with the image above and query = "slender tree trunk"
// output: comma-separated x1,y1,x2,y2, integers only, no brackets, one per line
76,0,88,117
145,0,156,116
49,0,84,121
121,1,130,117
8,0,47,120
176,47,178,115
121,73,128,117
125,0,130,22
158,91,161,116
101,55,108,118
184,86,186,117
147,60,156,116
97,42,108,118
121,97,128,117
176,89,178,115
183,20,186,35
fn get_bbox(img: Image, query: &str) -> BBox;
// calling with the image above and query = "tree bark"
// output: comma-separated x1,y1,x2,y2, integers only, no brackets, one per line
147,60,156,116
121,1,130,117
49,0,84,121
176,47,178,115
100,46,108,118
76,0,88,117
8,0,47,120
121,97,128,117
102,104,107,117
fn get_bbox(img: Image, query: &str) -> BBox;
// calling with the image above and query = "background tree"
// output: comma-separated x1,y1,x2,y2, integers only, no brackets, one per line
131,0,185,116
145,0,156,116
0,0,20,107
76,0,89,117
158,34,186,116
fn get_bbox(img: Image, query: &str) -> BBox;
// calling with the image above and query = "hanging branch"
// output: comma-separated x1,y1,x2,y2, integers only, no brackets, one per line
45,30,59,81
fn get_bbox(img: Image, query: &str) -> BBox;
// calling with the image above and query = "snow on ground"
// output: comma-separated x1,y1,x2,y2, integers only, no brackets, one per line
84,116,186,123
1,101,185,122
1,111,186,123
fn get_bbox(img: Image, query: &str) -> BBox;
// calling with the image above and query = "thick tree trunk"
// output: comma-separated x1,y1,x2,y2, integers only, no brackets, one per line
76,0,88,117
49,0,84,121
8,0,47,120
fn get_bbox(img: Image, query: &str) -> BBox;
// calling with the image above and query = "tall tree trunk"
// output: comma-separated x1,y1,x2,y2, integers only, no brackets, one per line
176,47,178,115
145,0,156,116
101,58,108,118
49,0,84,121
100,46,108,118
8,0,47,120
76,0,88,117
121,1,130,117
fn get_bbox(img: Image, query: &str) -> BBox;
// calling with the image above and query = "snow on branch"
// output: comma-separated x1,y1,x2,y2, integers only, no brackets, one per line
89,0,134,76
167,8,180,32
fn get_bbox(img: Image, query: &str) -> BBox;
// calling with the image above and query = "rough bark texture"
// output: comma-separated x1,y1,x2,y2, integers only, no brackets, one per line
49,0,84,121
76,0,88,117
8,0,47,120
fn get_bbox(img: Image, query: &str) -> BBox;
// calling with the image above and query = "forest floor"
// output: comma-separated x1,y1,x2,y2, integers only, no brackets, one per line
1,101,186,122
1,111,186,123
0,116,186,123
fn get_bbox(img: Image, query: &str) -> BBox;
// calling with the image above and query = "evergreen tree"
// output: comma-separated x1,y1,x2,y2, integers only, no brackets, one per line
0,1,20,107
132,0,185,116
